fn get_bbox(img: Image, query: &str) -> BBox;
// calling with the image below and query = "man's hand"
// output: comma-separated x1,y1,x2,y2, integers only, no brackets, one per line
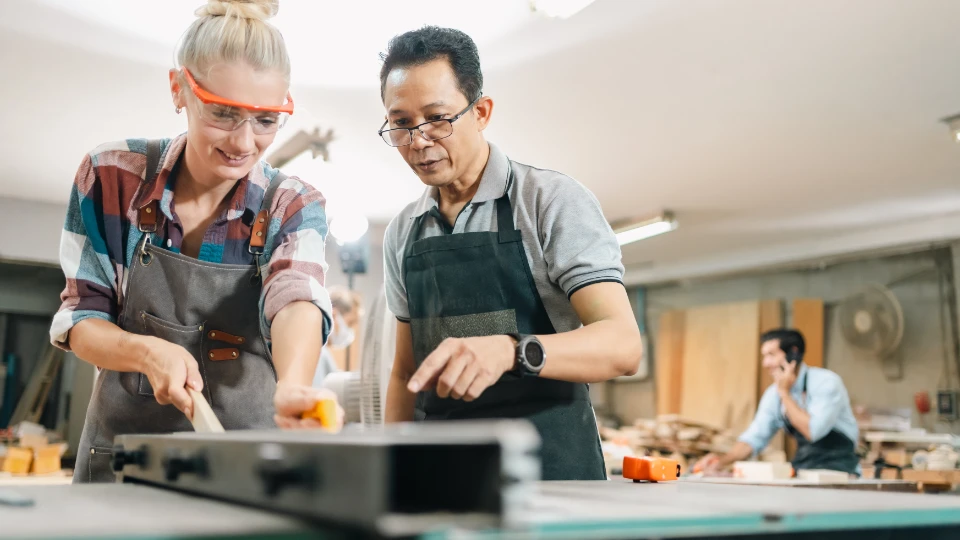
773,359,798,395
407,335,516,401
273,381,344,431
693,453,721,475
693,442,754,476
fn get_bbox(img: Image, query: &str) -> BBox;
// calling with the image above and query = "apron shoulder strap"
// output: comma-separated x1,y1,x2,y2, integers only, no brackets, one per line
145,139,163,184
496,164,521,243
137,139,164,233
249,169,288,255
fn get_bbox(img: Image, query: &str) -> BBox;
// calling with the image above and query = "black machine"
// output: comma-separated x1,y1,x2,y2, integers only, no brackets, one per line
112,420,540,537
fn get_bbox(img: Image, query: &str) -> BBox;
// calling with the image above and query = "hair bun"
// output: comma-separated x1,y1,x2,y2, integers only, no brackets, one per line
196,0,279,21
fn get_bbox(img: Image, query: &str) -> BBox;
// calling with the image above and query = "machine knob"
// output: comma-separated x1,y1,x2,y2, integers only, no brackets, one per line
257,459,319,496
112,444,149,472
162,450,209,482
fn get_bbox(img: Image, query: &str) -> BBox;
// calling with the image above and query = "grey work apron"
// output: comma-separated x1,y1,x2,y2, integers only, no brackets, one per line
403,166,607,481
783,370,860,476
74,140,280,483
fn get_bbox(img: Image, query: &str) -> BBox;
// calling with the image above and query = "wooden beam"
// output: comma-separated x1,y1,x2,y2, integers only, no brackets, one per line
757,300,783,397
792,299,825,368
758,300,785,455
655,310,685,415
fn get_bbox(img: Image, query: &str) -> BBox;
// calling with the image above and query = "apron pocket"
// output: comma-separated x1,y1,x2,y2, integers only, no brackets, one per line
136,311,206,397
88,446,118,483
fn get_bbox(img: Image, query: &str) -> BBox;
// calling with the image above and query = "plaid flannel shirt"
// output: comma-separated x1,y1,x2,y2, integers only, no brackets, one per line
50,133,332,349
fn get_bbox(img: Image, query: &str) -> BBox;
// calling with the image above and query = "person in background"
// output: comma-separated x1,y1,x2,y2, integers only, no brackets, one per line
312,287,363,386
694,329,860,476
51,0,342,483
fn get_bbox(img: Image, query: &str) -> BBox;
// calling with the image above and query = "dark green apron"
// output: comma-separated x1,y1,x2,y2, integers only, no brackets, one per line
783,370,860,476
402,168,606,481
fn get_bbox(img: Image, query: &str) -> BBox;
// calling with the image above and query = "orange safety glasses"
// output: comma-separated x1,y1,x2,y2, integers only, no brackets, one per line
182,68,295,115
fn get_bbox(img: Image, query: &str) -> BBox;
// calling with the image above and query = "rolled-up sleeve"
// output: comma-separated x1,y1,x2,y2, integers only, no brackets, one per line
537,175,624,297
259,175,332,344
50,154,120,350
807,371,847,442
738,385,784,453
382,215,410,322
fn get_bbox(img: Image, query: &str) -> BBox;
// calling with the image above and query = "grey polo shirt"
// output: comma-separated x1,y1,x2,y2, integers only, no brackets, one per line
383,142,624,333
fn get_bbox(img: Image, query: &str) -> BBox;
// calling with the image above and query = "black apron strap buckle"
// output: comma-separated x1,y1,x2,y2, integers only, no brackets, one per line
495,194,522,243
137,139,164,235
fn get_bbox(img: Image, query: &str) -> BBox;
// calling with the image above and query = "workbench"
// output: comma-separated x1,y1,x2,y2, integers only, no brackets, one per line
684,476,921,493
6,480,960,539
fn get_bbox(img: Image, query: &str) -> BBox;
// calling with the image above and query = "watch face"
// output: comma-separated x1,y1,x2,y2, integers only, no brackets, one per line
524,340,544,368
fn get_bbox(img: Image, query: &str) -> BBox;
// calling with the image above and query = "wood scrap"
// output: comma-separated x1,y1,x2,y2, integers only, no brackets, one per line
1,447,31,475
601,415,737,464
30,444,64,475
188,388,225,433
797,469,850,483
733,461,793,481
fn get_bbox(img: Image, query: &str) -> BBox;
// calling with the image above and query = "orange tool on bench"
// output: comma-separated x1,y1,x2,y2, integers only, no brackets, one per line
622,456,681,482
301,399,338,431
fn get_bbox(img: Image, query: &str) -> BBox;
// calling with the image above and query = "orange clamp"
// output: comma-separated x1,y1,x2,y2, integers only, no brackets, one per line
622,456,681,483
301,399,337,430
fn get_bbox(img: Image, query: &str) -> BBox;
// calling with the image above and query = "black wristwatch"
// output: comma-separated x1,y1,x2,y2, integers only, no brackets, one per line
507,333,545,376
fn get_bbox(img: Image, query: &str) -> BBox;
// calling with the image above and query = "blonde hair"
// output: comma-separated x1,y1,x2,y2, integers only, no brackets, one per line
177,0,290,83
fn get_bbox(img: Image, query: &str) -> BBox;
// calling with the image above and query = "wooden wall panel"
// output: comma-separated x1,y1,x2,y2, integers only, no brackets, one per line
655,310,686,415
679,301,761,434
792,298,824,368
758,299,784,453
757,300,784,398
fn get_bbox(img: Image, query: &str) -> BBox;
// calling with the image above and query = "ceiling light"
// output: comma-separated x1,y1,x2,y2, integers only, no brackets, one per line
612,212,678,246
329,213,369,246
940,113,960,143
529,0,597,19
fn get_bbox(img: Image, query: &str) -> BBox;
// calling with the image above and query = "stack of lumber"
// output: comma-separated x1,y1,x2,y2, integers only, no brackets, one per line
600,415,742,474
0,422,67,478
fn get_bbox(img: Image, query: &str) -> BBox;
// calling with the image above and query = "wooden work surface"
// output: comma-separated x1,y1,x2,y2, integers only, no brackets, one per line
0,470,72,486
683,475,920,493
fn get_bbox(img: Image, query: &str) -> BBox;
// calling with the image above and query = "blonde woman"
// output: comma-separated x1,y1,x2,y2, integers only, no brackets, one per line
50,0,341,483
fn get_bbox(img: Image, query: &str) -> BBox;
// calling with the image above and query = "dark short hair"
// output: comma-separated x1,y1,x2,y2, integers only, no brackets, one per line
760,328,806,358
378,26,483,103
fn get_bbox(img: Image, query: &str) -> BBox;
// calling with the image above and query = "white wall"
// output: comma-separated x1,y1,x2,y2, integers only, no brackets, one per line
0,197,65,265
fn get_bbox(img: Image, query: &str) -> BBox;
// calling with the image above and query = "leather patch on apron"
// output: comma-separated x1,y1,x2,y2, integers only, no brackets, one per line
208,348,241,361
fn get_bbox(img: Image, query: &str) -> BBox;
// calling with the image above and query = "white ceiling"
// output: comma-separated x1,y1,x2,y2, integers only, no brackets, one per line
3,0,960,283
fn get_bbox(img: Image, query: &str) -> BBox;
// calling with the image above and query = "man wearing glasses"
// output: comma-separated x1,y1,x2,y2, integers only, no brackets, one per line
378,26,643,480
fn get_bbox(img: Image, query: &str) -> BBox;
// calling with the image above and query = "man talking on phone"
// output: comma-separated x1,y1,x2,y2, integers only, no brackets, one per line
694,329,860,476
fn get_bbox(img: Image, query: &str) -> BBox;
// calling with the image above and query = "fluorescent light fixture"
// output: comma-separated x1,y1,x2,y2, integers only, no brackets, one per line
529,0,597,19
940,113,960,143
612,212,678,246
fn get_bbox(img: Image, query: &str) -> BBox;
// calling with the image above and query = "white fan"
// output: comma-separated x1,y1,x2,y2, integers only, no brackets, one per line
322,285,396,426
837,283,904,356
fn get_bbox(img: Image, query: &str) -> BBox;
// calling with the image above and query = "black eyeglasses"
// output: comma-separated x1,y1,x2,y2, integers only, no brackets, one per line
378,97,479,147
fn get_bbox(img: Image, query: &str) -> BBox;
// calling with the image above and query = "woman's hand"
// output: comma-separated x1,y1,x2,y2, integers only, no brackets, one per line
274,381,345,431
139,336,204,420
